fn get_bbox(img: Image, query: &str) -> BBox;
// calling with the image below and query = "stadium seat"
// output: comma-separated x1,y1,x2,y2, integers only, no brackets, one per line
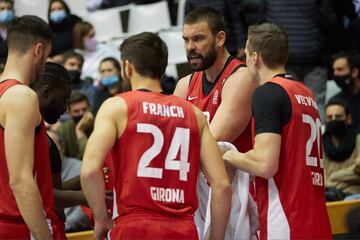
326,199,360,235
87,5,132,42
158,30,187,65
128,1,171,34
66,230,93,240
176,0,186,28
14,0,49,21
63,0,88,19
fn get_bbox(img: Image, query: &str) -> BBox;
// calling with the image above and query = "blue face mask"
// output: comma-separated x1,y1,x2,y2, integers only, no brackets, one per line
50,10,67,23
102,75,119,87
0,10,14,24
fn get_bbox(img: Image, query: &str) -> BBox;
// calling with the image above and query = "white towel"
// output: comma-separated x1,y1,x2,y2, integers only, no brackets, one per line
200,141,259,240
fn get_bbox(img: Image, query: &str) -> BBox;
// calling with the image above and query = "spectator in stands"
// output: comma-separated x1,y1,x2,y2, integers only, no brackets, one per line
92,57,123,115
61,50,95,105
324,99,360,201
263,0,328,120
72,21,119,80
48,131,90,232
57,91,94,159
0,0,14,68
48,0,82,60
185,0,246,59
331,52,360,131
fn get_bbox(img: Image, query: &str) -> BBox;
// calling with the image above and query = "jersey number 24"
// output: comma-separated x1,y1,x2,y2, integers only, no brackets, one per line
136,123,190,181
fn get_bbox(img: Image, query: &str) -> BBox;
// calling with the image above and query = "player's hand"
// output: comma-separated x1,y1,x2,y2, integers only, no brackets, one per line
223,149,241,168
75,111,94,137
94,218,113,240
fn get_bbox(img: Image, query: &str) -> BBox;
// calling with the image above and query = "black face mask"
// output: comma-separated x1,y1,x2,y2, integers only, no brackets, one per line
72,115,83,124
68,70,81,84
333,74,352,90
326,120,347,136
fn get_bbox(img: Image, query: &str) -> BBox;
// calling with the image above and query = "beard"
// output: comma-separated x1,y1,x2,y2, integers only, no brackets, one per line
187,44,217,71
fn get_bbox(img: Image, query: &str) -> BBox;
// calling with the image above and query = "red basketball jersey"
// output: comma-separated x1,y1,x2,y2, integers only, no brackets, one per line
110,91,201,220
255,77,332,239
186,57,252,152
0,80,65,239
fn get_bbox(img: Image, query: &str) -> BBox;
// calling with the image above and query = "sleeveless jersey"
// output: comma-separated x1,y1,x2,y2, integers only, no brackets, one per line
186,57,252,152
111,91,201,220
0,80,65,239
255,77,332,239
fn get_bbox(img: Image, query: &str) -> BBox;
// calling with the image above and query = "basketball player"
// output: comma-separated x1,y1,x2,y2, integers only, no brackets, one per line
223,23,332,239
174,6,257,153
173,7,258,235
0,16,65,239
81,32,231,240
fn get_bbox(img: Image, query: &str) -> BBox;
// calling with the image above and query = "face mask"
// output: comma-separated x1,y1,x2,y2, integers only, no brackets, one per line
326,120,347,136
333,74,352,90
84,37,97,52
72,115,83,124
68,70,81,84
50,9,67,24
101,75,119,87
0,10,14,24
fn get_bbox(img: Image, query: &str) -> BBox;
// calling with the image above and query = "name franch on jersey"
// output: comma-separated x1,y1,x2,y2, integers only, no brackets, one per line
142,102,185,118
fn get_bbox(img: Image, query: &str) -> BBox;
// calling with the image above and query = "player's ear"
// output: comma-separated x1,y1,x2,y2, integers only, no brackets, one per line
125,60,132,78
216,31,226,47
251,51,257,65
41,85,50,99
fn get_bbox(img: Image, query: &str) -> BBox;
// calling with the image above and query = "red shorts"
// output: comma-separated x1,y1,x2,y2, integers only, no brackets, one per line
109,215,198,239
0,218,66,239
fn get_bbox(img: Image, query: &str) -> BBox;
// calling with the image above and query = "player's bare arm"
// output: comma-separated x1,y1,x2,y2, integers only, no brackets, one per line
223,133,281,179
173,74,191,99
81,96,126,240
210,67,258,142
1,85,53,239
194,106,231,240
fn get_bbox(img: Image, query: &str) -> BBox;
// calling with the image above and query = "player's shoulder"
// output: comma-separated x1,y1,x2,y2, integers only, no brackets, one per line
1,83,36,98
1,83,38,107
98,94,127,117
177,74,192,88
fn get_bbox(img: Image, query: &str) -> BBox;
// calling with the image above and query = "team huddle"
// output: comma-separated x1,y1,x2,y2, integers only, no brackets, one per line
0,6,332,240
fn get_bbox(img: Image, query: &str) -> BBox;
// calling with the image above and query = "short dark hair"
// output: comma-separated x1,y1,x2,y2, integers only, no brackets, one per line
184,7,225,35
68,91,89,107
100,57,120,71
7,15,52,54
333,51,360,70
31,62,71,90
247,22,288,69
62,50,84,66
120,32,167,79
325,98,351,115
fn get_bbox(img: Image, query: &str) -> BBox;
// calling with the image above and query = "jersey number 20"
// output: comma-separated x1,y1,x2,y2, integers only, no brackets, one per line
136,123,190,181
302,114,324,168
